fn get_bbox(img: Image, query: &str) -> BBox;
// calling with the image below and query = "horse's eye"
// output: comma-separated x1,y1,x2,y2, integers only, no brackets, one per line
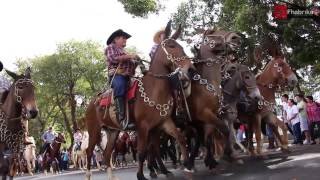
245,76,250,79
17,86,23,89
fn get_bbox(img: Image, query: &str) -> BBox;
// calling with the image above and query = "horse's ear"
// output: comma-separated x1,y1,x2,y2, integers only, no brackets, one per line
171,24,182,40
5,69,18,80
254,47,263,63
164,20,172,39
25,67,32,79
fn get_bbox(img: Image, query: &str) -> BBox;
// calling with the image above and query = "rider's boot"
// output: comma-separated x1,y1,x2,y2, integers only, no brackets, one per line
115,96,135,130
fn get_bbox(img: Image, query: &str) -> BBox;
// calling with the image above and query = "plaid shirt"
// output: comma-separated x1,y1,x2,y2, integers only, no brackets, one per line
105,43,136,77
307,102,320,123
0,75,11,90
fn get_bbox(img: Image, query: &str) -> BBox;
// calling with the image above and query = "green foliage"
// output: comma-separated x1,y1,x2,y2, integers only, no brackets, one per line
118,0,163,18
16,40,106,149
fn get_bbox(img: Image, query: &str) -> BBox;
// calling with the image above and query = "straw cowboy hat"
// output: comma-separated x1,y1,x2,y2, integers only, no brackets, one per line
107,29,131,45
153,28,166,44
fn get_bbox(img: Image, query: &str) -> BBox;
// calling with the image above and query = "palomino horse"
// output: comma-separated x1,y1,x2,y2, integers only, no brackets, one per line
0,68,38,180
240,53,298,155
212,63,261,160
84,21,194,180
42,133,66,175
72,131,89,170
23,136,36,175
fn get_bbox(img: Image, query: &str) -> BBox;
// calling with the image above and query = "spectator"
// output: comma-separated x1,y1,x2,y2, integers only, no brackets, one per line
281,94,294,135
306,95,320,144
287,99,302,144
61,148,69,170
295,94,311,144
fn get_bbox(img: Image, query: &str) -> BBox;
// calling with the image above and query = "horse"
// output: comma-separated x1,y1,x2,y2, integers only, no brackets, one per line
0,67,38,180
112,132,129,168
240,55,298,155
42,133,66,175
212,62,262,160
84,20,194,180
72,131,89,170
23,136,36,175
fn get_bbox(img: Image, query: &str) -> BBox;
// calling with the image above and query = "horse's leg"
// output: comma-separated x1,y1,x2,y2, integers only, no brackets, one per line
266,114,290,153
274,115,289,151
27,160,33,176
247,118,255,155
136,127,149,180
203,125,218,170
85,128,100,180
161,119,188,171
253,114,263,155
104,130,120,180
185,128,200,171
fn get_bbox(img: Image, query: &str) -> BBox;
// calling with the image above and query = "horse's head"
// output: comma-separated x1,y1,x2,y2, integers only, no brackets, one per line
55,133,66,144
197,29,241,60
5,67,38,119
151,20,194,89
222,63,261,100
261,56,298,90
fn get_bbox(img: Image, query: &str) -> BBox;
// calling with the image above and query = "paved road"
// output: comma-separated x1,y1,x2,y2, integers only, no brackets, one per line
16,144,320,180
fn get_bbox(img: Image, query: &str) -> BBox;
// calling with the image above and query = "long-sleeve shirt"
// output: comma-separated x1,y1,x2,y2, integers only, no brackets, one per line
73,132,82,143
105,43,136,77
41,131,56,143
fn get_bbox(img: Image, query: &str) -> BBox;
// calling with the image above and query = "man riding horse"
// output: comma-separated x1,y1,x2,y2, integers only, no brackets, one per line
74,128,82,151
40,127,56,154
105,29,140,129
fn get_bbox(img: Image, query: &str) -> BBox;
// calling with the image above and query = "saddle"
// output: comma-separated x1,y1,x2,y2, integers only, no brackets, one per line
95,79,139,128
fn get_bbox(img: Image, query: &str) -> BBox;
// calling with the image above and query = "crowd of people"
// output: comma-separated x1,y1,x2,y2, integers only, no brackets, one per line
282,94,320,145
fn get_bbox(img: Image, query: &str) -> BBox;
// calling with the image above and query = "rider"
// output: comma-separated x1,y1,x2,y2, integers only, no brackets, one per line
0,61,32,145
73,128,82,151
105,29,140,129
149,28,165,61
40,127,56,154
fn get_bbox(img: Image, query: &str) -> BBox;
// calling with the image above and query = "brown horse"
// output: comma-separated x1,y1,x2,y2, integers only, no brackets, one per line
42,133,66,175
84,21,194,180
240,48,298,155
182,29,242,171
0,68,38,180
112,132,129,167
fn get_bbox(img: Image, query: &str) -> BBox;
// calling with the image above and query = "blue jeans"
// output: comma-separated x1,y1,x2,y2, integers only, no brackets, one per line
292,122,302,144
266,124,273,138
111,75,128,97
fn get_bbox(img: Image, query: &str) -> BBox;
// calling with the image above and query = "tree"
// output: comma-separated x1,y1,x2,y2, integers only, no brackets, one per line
16,40,105,148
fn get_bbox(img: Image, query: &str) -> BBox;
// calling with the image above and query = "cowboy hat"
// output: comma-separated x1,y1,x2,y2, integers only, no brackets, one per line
153,29,165,44
107,29,131,45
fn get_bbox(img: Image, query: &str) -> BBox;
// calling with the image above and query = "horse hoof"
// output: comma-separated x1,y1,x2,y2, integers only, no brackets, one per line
281,148,291,154
137,172,148,180
149,171,157,179
183,168,194,173
165,172,174,178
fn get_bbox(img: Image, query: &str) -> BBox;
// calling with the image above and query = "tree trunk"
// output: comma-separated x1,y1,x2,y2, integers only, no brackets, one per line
69,82,78,131
56,98,74,149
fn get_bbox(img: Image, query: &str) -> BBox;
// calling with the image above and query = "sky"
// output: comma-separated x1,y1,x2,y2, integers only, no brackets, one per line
0,0,188,70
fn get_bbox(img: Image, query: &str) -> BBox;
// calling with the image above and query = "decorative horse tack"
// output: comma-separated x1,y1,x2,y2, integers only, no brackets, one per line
137,78,173,117
0,111,25,153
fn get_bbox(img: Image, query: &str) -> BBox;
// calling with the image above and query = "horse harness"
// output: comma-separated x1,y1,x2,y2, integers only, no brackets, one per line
0,78,34,154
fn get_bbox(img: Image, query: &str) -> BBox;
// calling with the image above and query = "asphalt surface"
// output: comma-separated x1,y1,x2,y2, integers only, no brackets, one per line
15,144,320,180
